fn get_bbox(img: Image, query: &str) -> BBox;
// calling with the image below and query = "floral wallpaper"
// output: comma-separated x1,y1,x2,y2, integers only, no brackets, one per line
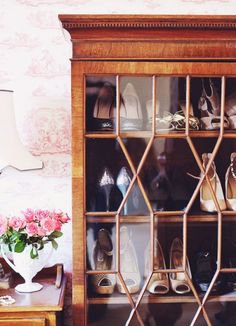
0,1,235,325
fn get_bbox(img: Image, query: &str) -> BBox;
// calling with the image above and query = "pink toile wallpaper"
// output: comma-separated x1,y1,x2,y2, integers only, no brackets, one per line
0,1,235,325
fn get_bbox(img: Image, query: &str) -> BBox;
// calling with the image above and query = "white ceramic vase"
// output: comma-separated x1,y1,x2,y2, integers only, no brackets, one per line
1,244,52,293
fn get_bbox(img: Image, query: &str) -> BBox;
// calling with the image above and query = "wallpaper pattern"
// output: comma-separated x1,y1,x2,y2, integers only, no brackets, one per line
0,1,235,325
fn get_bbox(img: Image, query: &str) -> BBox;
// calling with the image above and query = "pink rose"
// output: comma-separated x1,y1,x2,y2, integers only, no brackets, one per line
23,209,35,223
9,216,26,231
54,219,62,232
26,222,39,236
35,209,50,221
37,227,46,237
41,217,56,235
53,210,70,223
0,215,8,235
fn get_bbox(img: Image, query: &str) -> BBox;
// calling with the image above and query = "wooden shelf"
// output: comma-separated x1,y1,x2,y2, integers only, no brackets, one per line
86,213,236,223
88,290,236,305
85,130,236,139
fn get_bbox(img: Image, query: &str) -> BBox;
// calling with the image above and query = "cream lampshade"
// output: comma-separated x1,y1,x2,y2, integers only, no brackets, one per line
0,90,43,171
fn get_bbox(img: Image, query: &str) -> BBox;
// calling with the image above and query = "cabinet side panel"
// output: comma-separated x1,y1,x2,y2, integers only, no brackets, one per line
72,61,85,326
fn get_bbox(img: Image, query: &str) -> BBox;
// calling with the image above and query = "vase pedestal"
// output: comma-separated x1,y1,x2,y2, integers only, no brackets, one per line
15,281,43,293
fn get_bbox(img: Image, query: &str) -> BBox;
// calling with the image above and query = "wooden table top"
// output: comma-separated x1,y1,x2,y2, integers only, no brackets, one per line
0,267,66,312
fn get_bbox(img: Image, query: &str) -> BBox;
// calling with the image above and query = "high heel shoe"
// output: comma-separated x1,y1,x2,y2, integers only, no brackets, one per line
198,78,229,130
91,228,116,294
144,239,169,294
99,167,114,211
194,240,224,293
201,153,226,212
225,152,236,210
169,238,191,294
116,167,131,215
117,226,141,294
93,83,116,131
120,83,143,131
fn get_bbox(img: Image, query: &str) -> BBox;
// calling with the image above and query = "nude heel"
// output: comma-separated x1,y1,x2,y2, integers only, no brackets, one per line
225,152,236,210
169,238,191,294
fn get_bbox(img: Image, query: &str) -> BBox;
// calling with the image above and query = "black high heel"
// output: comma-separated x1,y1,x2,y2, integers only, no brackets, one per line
98,167,114,211
93,83,116,131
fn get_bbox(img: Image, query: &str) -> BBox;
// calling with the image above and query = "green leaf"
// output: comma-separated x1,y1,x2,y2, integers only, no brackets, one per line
14,241,26,253
50,231,63,239
51,239,58,250
38,240,44,251
30,247,38,259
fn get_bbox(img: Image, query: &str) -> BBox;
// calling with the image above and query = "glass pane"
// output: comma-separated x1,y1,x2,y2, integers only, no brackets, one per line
190,77,222,132
120,76,152,132
86,139,130,212
140,138,198,212
86,76,116,132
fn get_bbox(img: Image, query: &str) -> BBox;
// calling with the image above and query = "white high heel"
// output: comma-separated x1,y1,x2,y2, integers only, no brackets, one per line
169,238,191,294
201,153,226,212
120,83,143,131
225,153,236,210
117,226,141,294
144,239,169,294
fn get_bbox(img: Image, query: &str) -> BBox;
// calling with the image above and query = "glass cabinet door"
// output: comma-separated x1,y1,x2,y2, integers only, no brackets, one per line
84,72,236,325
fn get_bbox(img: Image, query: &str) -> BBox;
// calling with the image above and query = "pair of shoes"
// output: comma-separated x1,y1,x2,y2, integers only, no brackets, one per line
93,83,116,131
98,167,131,212
146,100,199,132
189,152,236,212
198,78,230,130
91,228,116,294
145,238,192,295
91,227,141,295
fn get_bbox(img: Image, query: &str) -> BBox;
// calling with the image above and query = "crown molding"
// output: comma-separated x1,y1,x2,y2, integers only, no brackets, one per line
59,15,236,31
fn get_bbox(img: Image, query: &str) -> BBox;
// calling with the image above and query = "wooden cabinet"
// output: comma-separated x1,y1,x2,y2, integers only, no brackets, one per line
59,15,236,325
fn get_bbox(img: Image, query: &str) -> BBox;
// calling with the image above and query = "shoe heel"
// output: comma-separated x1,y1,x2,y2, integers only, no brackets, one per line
117,184,129,214
101,184,113,211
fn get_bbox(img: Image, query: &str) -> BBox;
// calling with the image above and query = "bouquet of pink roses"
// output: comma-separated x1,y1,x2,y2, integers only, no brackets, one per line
0,209,70,259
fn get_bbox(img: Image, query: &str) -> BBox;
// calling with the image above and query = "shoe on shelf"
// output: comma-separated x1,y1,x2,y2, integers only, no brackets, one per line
117,226,141,294
116,167,132,215
225,92,236,120
201,78,220,116
93,83,116,131
225,152,236,210
144,239,169,294
172,101,200,131
198,78,229,130
91,229,116,294
146,98,174,132
98,167,114,212
194,241,225,293
201,153,226,212
149,152,172,211
120,83,143,131
169,238,191,294
194,250,219,293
